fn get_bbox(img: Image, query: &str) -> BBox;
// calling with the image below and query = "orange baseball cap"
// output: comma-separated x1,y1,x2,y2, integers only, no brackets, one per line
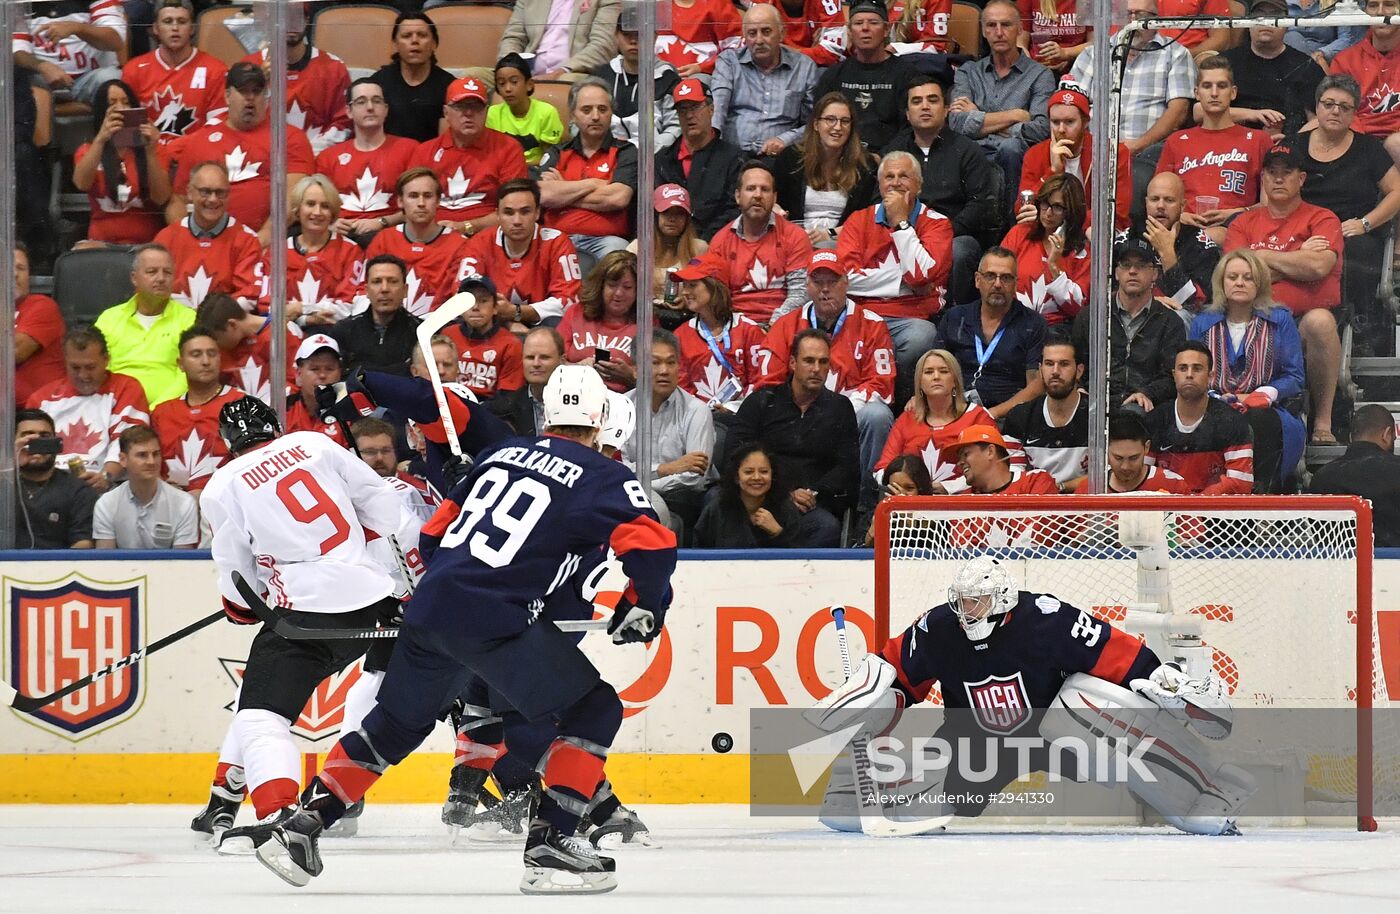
938,424,1008,463
669,253,726,283
446,76,489,105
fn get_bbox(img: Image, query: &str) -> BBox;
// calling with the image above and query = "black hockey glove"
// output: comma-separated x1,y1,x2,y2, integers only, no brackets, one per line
607,595,664,644
316,365,376,425
440,453,475,490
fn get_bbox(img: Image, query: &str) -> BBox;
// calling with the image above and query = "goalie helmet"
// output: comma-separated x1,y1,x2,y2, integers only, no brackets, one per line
218,395,281,455
947,556,1016,641
542,364,610,431
600,391,635,452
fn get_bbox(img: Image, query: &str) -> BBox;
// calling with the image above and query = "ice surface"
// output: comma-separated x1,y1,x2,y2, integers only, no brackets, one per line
3,805,1400,913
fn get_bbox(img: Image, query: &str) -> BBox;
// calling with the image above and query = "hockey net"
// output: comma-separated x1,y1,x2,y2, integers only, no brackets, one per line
874,494,1398,830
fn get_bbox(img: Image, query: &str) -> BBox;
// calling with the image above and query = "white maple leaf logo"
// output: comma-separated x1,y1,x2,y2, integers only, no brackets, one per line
295,270,325,307
919,438,959,484
507,286,527,305
286,99,307,130
441,167,484,210
236,355,271,404
742,259,771,292
404,268,434,316
177,264,214,308
694,359,728,403
341,166,391,214
1018,274,1056,316
226,145,261,182
167,428,225,486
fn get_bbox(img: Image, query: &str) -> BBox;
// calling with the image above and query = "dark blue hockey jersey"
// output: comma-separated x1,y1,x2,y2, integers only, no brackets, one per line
413,434,677,639
881,592,1159,732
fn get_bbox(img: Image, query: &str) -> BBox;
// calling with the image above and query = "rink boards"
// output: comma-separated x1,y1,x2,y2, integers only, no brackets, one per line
3,550,1400,804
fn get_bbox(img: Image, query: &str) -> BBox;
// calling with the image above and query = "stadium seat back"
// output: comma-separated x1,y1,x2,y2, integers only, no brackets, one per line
950,2,982,58
430,5,514,74
311,5,402,72
53,247,138,328
531,81,574,133
197,4,256,66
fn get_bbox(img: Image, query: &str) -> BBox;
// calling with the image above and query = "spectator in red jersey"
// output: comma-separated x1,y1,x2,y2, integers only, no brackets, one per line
153,160,263,308
1327,0,1400,167
439,276,524,399
874,348,999,493
1145,340,1254,494
1225,139,1344,444
1157,58,1273,244
261,174,365,325
838,150,954,404
707,160,813,324
73,79,171,245
1189,248,1305,492
316,77,418,243
238,4,350,154
888,0,957,54
497,0,623,81
1002,173,1091,325
538,78,638,277
26,325,151,493
121,0,227,143
14,0,127,106
774,0,847,66
149,326,242,492
1018,81,1132,230
485,326,565,435
1017,0,1090,74
363,167,471,317
629,184,710,305
558,251,644,392
11,409,99,550
940,423,1060,495
332,254,421,378
1072,410,1190,493
410,75,529,238
166,61,315,247
1155,0,1232,62
658,0,743,77
285,333,351,448
672,254,770,412
765,249,896,483
1141,172,1222,314
371,11,457,145
461,178,583,331
13,243,67,408
195,292,300,407
657,78,746,240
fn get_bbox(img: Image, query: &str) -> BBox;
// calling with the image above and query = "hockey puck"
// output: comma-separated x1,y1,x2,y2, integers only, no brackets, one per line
711,732,734,753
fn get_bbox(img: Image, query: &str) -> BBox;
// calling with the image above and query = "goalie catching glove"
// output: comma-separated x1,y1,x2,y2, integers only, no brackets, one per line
1131,663,1232,740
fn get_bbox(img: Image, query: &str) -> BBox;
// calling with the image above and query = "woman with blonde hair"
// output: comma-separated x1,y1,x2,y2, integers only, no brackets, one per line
557,250,647,391
1189,248,1305,492
265,173,365,324
873,348,1001,493
773,92,878,248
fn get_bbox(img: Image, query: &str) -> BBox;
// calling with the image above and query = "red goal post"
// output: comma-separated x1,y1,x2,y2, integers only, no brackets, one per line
872,494,1386,830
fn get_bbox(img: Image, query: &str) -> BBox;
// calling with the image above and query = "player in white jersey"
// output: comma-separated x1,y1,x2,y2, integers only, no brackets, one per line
196,396,403,836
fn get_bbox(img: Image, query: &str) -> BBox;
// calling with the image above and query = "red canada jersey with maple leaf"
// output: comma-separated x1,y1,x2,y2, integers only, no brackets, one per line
26,372,151,472
777,0,848,65
13,1,126,78
256,235,366,320
1157,124,1272,214
220,319,302,406
461,227,581,323
364,225,473,317
1001,221,1092,325
154,216,264,308
285,395,352,448
763,303,895,406
440,322,524,397
410,127,529,222
874,404,1002,491
674,314,772,407
122,48,228,142
74,142,166,243
557,307,649,393
1224,202,1344,315
889,0,955,53
838,205,953,320
706,215,813,324
315,136,417,220
1332,36,1400,138
169,119,315,229
242,47,352,153
150,385,244,490
657,0,743,74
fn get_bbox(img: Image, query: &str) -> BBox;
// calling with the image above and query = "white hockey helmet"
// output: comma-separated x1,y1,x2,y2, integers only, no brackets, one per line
600,390,636,452
542,364,610,430
947,556,1016,641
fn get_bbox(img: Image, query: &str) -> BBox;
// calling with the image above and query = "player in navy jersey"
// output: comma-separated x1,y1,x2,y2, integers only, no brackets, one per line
231,365,676,895
811,556,1254,836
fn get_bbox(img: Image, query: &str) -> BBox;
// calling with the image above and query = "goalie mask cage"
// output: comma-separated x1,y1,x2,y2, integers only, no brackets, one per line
873,494,1394,831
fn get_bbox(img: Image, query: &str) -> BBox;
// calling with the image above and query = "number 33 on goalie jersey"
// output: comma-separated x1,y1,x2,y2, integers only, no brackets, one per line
880,592,1161,725
413,435,677,639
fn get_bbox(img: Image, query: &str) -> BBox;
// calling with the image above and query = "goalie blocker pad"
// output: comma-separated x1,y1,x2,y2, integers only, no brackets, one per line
804,654,905,737
1044,674,1255,835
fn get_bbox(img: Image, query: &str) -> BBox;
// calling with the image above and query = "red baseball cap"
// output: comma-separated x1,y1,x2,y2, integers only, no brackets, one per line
669,253,726,283
672,78,711,103
807,249,845,276
938,424,1009,464
1049,81,1090,119
653,183,692,214
446,76,489,105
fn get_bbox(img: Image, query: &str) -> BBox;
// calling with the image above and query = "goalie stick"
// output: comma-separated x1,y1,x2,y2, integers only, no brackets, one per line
830,607,951,837
1,608,224,714
232,571,608,638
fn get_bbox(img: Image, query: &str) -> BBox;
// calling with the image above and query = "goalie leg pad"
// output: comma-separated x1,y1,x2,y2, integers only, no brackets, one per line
805,655,904,736
1044,674,1256,836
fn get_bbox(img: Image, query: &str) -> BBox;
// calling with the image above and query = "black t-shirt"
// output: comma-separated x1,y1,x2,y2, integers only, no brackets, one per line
371,62,457,144
1294,129,1393,222
14,470,98,549
814,55,912,151
1222,44,1326,137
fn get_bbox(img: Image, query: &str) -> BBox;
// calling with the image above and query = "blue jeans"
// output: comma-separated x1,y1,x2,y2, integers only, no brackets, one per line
570,233,630,279
884,316,940,410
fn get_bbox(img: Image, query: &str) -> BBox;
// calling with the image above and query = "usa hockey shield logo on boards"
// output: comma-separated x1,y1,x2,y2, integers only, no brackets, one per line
4,573,146,740
964,671,1031,735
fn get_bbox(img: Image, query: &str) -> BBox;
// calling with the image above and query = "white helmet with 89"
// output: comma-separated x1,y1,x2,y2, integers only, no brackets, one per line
947,556,1016,641
542,364,610,430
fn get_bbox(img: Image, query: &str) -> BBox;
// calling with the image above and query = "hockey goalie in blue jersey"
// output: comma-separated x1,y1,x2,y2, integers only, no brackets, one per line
228,366,677,895
811,556,1256,836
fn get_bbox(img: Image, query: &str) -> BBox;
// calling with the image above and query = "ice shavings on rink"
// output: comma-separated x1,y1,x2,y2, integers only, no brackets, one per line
4,805,1400,913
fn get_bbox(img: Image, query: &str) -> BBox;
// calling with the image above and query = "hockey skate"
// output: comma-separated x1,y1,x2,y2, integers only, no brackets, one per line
442,765,488,832
584,803,657,849
465,781,537,843
239,806,325,888
520,818,617,895
322,799,362,838
189,791,241,846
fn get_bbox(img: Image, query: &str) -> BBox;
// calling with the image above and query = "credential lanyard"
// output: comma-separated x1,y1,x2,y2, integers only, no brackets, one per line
971,324,1007,386
697,319,738,376
805,303,847,342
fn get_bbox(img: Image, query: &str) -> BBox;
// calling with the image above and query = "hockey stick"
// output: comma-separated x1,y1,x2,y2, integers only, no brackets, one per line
830,607,950,837
232,572,608,639
414,292,480,459
1,608,224,714
388,533,417,596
